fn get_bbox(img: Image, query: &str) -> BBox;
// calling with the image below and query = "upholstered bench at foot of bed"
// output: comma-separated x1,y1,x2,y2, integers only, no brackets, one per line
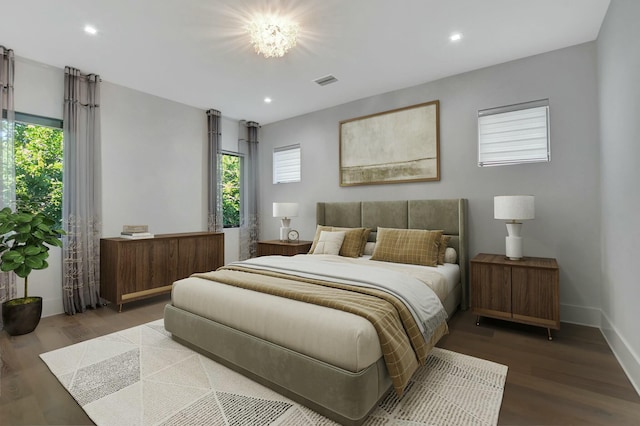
164,304,392,426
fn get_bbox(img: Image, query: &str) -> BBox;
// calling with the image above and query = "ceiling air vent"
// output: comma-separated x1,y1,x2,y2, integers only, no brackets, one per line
313,74,338,86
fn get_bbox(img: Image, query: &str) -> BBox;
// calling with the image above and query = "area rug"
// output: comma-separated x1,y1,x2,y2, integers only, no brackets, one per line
40,319,507,425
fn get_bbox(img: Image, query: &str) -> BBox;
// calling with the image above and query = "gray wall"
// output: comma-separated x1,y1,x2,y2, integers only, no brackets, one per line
597,0,640,393
259,42,602,325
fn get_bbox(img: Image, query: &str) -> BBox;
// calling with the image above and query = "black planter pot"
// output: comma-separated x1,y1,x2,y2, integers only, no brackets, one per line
2,296,42,336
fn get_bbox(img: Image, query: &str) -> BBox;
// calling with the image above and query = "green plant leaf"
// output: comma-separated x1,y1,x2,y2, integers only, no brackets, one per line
24,245,42,256
14,263,31,278
2,250,25,262
44,236,63,247
25,256,44,269
0,261,19,272
16,223,32,233
14,213,33,223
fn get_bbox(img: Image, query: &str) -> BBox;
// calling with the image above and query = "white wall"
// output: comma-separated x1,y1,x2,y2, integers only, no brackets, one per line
13,58,240,316
260,42,602,326
597,0,640,394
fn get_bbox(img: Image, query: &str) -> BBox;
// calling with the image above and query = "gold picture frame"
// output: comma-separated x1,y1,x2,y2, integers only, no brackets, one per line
339,100,440,186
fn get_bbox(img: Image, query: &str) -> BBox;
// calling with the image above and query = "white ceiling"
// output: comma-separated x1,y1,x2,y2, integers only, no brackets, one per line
1,0,610,125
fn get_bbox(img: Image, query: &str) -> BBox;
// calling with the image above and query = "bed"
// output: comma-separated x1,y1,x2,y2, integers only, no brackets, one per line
164,198,468,425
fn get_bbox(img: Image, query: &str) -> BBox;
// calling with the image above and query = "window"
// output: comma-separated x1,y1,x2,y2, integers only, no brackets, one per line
478,99,550,167
221,152,242,228
13,113,63,227
273,144,300,184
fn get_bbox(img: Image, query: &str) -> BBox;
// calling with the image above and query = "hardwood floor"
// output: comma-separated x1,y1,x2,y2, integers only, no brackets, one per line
1,299,639,425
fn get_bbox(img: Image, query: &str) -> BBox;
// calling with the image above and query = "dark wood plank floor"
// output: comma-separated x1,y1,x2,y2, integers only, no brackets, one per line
1,298,639,425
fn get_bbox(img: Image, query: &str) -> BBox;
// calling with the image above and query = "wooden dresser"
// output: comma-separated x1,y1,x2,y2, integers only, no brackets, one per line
470,253,560,340
100,232,224,311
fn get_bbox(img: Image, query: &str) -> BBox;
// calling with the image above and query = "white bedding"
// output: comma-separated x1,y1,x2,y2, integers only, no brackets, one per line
171,254,459,373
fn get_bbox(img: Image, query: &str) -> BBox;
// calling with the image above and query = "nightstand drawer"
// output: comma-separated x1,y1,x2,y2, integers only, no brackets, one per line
257,240,312,256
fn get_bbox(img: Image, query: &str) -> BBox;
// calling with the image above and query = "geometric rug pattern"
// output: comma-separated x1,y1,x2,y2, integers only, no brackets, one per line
40,320,507,426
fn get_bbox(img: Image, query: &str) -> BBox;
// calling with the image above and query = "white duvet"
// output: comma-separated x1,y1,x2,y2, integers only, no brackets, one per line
227,254,448,341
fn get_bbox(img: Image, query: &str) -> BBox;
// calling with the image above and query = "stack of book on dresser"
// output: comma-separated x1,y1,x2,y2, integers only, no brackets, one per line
120,225,154,239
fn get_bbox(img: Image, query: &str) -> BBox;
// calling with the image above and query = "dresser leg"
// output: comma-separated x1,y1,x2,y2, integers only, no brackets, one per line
476,315,481,326
118,304,123,313
547,328,553,341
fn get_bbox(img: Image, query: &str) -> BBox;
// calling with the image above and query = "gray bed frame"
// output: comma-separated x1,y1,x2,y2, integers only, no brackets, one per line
164,198,468,425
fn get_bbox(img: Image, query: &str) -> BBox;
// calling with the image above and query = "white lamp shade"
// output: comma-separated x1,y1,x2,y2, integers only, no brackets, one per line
494,195,535,221
273,202,299,218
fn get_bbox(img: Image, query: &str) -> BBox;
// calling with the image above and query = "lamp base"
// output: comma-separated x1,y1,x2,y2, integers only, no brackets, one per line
505,235,523,260
279,226,291,242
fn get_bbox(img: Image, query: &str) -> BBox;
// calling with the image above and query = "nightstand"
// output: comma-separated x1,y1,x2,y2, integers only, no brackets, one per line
257,240,313,257
470,253,560,340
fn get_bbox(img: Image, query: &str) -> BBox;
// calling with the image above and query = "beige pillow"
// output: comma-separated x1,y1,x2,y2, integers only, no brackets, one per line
308,225,332,253
371,227,443,267
312,231,346,255
444,247,457,264
331,227,370,257
308,225,370,257
363,242,376,256
438,235,451,265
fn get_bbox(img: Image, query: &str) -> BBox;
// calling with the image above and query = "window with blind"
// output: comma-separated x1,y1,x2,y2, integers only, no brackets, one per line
478,99,550,167
273,144,301,184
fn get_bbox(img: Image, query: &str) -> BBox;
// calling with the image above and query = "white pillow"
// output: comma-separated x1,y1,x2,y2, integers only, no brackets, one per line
312,231,346,255
444,247,457,264
363,242,376,256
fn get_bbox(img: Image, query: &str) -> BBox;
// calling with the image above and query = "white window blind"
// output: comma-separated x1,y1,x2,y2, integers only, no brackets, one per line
273,144,301,184
478,99,550,167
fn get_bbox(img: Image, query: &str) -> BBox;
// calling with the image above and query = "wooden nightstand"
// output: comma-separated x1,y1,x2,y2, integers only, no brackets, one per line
257,240,313,256
470,253,560,340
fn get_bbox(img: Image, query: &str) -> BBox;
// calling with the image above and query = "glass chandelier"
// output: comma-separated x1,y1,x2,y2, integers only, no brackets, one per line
248,15,299,58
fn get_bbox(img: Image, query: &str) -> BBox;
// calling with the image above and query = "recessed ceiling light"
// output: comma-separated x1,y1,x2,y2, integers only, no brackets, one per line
264,97,272,104
84,25,98,35
450,33,462,42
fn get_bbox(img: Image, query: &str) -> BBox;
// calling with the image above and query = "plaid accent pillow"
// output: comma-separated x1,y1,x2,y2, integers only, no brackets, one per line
309,226,370,257
438,235,451,265
331,227,370,257
371,227,443,267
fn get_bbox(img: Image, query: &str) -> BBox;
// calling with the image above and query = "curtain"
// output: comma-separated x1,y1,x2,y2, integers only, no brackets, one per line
207,109,223,232
0,45,16,324
62,66,102,314
239,121,260,260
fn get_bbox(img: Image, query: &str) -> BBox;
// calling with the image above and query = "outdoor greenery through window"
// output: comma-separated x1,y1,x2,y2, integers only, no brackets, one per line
14,116,63,228
222,153,242,228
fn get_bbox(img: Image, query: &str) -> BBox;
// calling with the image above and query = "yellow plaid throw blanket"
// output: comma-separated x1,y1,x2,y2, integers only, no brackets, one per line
192,264,448,395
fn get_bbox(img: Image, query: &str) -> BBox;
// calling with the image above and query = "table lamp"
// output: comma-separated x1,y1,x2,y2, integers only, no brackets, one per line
494,195,535,260
273,202,299,241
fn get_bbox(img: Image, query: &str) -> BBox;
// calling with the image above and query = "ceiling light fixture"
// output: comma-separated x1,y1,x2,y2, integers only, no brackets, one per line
248,15,299,58
264,97,272,103
84,25,98,35
450,33,462,42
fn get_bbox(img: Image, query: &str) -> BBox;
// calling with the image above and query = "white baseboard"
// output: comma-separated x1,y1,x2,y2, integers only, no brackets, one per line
560,303,639,396
41,296,64,318
560,303,602,327
600,311,640,396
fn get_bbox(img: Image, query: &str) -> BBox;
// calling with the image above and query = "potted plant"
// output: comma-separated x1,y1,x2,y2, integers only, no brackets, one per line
0,206,64,336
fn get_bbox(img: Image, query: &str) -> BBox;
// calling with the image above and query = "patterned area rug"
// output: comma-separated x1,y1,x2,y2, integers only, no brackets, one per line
40,320,507,425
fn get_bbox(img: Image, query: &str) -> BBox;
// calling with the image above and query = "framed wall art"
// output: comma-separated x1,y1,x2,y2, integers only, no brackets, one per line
339,100,440,186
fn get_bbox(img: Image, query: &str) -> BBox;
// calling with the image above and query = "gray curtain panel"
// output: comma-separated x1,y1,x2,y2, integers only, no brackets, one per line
0,45,17,323
239,121,260,260
207,109,223,232
62,66,102,314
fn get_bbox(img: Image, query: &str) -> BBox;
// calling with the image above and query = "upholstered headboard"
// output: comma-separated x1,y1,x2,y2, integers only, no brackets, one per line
316,199,469,309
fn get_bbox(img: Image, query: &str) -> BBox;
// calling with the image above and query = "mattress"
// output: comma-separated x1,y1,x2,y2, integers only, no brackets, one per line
171,254,458,373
